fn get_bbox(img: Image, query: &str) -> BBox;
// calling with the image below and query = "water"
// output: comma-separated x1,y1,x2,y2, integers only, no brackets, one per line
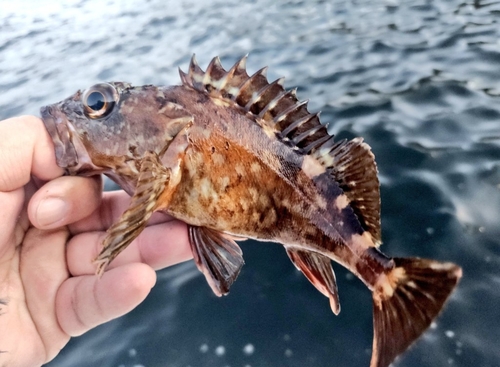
1,0,500,366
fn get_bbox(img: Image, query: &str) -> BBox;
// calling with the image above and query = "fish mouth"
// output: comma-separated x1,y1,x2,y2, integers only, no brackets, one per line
40,105,101,175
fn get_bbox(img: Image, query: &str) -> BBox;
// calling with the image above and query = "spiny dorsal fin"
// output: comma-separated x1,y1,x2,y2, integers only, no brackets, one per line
179,56,381,243
179,55,324,149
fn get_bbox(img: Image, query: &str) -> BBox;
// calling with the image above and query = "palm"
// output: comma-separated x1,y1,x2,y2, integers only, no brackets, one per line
0,116,192,367
0,179,70,364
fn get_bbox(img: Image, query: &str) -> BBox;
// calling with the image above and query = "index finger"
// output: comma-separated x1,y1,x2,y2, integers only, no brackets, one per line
66,190,178,235
0,116,63,191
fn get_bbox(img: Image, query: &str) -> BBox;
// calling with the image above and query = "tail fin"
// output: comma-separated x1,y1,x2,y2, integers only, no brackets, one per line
370,257,462,367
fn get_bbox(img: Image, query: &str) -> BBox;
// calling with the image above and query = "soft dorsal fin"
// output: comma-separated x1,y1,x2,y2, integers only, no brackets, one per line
314,137,381,244
179,56,381,244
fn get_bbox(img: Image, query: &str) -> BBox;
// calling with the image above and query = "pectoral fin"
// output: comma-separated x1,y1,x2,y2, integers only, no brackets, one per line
94,152,169,276
188,226,245,296
286,248,341,315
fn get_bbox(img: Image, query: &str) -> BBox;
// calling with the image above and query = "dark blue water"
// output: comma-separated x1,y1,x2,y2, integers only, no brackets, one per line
1,0,500,366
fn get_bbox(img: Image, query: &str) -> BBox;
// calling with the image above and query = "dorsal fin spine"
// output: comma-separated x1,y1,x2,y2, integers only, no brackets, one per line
244,75,286,114
217,55,249,97
228,56,250,100
314,136,340,161
215,72,231,92
206,56,223,74
239,67,268,95
189,55,206,90
319,136,340,153
292,124,323,145
274,99,309,125
188,54,202,76
256,78,288,119
202,56,225,87
241,67,270,111
230,55,248,79
302,133,331,154
178,68,190,87
237,54,249,70
281,111,318,137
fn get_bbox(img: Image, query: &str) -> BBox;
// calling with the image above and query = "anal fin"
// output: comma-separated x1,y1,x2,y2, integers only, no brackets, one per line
286,248,340,315
188,226,245,296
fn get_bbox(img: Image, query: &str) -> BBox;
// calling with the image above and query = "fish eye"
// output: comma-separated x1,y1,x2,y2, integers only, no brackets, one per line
82,83,119,119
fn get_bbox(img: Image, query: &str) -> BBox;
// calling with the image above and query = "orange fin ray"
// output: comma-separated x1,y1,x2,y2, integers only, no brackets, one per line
371,258,462,367
286,248,340,315
188,226,245,297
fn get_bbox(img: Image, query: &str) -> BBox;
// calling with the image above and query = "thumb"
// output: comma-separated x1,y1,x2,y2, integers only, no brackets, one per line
0,116,63,192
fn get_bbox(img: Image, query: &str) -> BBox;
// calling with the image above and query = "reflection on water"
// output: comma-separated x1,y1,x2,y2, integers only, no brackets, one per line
1,0,499,366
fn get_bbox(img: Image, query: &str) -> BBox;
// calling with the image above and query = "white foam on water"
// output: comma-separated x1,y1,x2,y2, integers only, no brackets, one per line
243,343,255,355
215,345,226,356
199,344,209,353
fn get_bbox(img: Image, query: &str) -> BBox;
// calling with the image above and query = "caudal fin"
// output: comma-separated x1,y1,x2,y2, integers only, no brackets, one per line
371,257,462,367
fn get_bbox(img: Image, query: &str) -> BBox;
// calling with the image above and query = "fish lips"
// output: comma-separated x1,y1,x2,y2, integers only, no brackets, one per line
40,104,80,171
41,104,106,178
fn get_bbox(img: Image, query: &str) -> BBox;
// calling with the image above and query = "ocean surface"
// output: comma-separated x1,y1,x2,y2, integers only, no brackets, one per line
1,0,500,366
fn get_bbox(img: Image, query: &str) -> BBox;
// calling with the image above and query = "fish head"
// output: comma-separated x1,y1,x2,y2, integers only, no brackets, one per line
40,82,131,176
40,82,193,177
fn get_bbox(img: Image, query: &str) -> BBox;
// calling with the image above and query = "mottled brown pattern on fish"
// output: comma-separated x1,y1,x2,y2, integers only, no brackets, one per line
164,97,309,239
159,86,362,259
40,55,461,367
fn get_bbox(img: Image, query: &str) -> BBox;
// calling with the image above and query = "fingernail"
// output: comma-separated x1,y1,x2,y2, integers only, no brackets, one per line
36,197,69,227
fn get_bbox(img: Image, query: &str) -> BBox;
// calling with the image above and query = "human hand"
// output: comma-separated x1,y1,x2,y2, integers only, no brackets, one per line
0,116,193,367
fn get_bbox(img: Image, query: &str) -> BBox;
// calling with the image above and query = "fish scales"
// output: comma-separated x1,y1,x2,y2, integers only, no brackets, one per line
40,55,461,367
163,85,365,279
164,87,334,238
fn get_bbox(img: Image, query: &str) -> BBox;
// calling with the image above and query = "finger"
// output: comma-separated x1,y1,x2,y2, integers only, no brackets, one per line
0,116,62,192
67,220,192,276
20,227,71,362
55,263,156,336
28,176,102,229
67,190,177,235
0,189,25,253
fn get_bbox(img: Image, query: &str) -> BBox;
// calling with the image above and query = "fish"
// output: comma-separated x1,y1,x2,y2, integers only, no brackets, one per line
40,55,462,367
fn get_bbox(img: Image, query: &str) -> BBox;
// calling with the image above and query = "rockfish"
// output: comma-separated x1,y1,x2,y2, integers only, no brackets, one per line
40,55,461,367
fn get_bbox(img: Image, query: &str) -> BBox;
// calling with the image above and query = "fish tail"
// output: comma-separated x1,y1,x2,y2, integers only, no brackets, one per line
370,257,462,367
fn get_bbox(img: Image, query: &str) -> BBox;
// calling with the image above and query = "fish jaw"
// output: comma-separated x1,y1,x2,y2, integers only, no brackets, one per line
40,104,104,176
